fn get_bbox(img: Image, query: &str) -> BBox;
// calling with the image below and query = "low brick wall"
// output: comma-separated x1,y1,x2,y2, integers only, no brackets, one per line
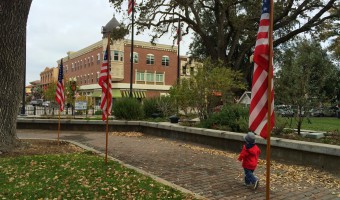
17,119,340,174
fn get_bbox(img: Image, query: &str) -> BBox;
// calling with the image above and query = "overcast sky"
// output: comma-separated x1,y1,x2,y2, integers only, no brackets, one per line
26,0,190,85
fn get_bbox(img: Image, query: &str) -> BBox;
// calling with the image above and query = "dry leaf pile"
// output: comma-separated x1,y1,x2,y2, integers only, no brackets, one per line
110,131,144,137
177,143,340,193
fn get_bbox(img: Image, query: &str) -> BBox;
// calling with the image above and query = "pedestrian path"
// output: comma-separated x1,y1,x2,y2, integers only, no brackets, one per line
17,129,340,200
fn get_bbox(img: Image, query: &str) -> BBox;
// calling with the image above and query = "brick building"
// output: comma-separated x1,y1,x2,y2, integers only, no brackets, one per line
40,67,58,90
58,36,178,102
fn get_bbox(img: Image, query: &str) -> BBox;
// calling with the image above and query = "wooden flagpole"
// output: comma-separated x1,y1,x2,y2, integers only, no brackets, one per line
105,32,111,164
266,0,274,199
177,16,180,85
58,110,61,145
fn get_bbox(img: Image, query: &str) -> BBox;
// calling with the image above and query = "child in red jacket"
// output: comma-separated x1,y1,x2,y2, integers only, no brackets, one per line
238,132,261,189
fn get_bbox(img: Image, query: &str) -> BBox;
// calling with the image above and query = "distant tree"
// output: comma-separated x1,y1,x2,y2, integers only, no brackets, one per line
43,82,57,102
169,78,196,117
170,58,245,120
31,85,43,99
0,1,32,153
275,39,338,134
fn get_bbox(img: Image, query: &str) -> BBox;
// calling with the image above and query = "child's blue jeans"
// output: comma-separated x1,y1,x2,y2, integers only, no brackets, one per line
244,168,257,184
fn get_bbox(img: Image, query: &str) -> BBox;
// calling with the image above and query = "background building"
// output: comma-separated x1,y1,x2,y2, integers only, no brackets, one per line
58,37,178,103
40,67,58,91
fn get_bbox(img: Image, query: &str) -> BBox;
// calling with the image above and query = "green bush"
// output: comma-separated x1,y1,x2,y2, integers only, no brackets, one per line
94,110,102,115
112,98,144,120
156,96,176,118
143,97,161,118
200,104,249,132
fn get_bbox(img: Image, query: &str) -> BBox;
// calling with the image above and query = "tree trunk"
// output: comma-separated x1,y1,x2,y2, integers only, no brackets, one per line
0,0,32,152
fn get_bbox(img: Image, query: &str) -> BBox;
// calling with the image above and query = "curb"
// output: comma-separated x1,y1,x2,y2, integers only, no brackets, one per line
23,138,206,200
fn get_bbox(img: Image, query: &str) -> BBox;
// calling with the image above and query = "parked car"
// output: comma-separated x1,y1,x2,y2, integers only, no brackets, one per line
42,101,50,107
30,99,43,106
310,108,324,117
310,107,339,117
323,106,339,117
276,109,294,117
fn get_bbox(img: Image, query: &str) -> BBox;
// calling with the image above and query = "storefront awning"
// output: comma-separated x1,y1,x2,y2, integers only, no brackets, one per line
91,89,122,98
121,90,146,98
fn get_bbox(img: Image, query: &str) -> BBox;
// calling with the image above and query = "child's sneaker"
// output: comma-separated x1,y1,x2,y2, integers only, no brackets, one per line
253,180,259,190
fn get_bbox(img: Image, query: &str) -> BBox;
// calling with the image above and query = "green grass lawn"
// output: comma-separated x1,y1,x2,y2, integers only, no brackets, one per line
300,117,340,132
0,152,196,199
276,117,340,145
283,117,340,132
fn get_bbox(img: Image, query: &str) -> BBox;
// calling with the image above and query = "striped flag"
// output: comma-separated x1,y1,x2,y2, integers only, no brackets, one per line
128,0,136,15
249,0,274,139
56,59,65,111
99,49,112,121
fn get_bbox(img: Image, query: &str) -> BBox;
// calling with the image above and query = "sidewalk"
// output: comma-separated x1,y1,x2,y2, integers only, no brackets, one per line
17,129,340,200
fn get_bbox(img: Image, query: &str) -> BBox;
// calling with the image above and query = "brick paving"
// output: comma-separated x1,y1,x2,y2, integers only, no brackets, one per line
17,129,340,200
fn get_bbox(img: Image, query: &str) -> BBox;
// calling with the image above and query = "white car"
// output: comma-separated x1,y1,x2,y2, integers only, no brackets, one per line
42,101,50,107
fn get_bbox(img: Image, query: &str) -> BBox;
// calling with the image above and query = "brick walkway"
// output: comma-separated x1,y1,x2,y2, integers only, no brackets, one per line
17,129,340,200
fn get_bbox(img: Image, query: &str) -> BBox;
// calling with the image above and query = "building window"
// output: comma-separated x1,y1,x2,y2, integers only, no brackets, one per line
136,72,145,81
156,73,164,82
113,50,119,61
182,65,187,74
120,52,124,61
146,73,154,82
130,52,138,63
146,54,154,65
97,53,101,64
162,56,169,66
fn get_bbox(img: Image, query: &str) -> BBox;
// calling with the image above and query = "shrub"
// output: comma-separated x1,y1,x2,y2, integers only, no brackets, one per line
143,97,161,118
112,98,144,120
272,115,293,135
200,104,249,132
156,96,176,118
94,110,102,115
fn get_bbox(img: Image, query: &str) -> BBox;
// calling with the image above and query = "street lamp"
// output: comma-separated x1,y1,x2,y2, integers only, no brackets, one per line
69,77,77,116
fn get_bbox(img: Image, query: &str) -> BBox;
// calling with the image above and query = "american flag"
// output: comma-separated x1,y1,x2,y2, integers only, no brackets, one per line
56,59,65,111
249,0,274,139
99,49,112,121
128,0,136,15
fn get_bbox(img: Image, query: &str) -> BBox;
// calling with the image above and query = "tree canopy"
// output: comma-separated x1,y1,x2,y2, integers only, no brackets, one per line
274,39,338,134
110,0,339,71
275,39,338,106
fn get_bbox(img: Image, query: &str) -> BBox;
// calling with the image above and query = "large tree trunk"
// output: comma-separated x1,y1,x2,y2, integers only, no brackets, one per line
0,0,32,152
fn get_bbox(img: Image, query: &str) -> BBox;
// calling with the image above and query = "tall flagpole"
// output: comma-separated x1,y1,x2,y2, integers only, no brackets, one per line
266,0,274,199
58,110,61,145
177,16,180,85
129,0,135,98
105,32,111,164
